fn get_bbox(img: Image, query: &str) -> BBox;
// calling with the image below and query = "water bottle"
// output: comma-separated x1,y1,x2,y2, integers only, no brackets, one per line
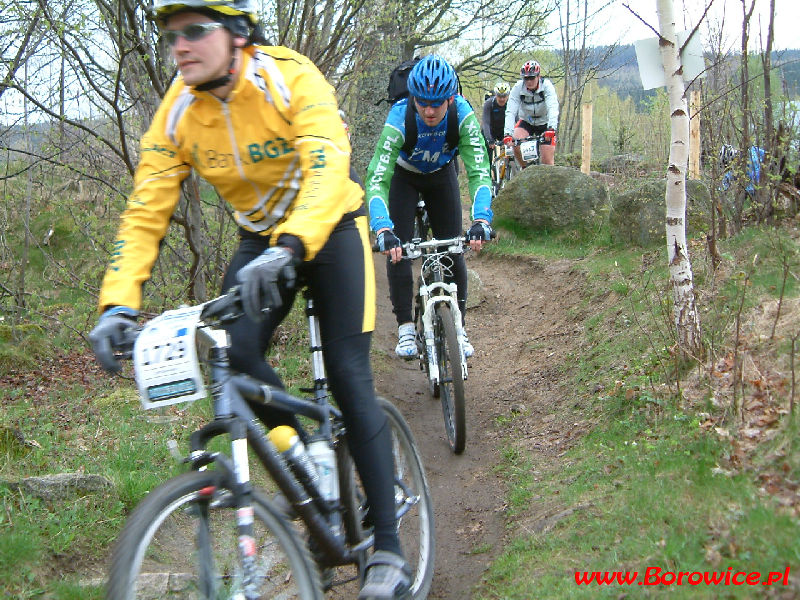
307,438,342,537
306,439,339,503
268,426,320,492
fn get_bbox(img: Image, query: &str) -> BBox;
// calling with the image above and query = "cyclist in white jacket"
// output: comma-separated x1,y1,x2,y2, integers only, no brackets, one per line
503,60,559,166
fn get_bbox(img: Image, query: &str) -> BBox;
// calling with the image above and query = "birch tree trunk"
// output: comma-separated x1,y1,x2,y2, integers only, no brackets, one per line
655,0,703,357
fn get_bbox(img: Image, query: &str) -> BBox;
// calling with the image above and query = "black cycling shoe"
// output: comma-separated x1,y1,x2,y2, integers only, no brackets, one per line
357,550,412,600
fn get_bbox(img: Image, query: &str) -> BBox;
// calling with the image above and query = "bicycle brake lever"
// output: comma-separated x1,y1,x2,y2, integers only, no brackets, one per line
201,286,244,324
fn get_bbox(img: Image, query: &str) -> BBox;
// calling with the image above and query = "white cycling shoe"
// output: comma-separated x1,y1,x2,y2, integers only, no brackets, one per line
358,550,412,600
395,323,418,359
461,331,474,358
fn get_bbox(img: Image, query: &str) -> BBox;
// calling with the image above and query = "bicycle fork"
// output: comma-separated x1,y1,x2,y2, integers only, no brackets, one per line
193,347,263,599
230,420,261,600
419,281,469,385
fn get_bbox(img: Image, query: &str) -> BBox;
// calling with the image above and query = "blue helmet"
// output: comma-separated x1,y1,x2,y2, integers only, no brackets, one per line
407,55,458,102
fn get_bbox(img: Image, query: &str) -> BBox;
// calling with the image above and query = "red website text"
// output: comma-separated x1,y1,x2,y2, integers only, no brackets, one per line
575,566,790,587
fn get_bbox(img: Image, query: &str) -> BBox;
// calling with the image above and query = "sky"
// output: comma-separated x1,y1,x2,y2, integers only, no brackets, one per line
553,0,800,51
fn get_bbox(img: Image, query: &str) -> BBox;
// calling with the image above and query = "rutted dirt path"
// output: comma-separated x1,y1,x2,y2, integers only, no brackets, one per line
370,247,587,599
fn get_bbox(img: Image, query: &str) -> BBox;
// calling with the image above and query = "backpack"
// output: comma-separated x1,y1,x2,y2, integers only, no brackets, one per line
378,58,462,156
385,57,421,105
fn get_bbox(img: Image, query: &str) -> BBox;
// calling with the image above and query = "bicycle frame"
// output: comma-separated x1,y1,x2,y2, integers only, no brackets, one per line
185,293,365,571
122,289,415,590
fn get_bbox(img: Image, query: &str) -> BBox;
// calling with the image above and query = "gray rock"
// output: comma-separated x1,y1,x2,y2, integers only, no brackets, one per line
608,178,712,247
466,267,483,309
600,153,647,174
7,472,113,502
493,165,608,233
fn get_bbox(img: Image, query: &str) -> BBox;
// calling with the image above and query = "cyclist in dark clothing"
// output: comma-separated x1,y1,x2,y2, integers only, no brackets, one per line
481,82,509,156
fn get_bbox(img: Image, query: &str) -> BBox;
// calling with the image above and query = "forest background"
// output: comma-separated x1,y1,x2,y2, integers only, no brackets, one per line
2,0,800,597
3,0,799,310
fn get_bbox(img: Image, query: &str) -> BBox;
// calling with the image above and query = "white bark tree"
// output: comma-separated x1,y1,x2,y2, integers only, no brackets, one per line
655,0,703,357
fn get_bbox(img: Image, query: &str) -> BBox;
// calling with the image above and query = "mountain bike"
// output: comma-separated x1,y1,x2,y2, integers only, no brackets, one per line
490,141,516,195
103,286,435,600
406,236,470,455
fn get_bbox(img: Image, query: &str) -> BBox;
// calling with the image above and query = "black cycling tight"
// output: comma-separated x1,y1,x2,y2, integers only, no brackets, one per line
220,218,402,557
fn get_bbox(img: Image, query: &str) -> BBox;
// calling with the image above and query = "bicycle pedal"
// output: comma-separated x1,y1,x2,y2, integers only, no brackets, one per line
209,490,236,509
319,567,334,591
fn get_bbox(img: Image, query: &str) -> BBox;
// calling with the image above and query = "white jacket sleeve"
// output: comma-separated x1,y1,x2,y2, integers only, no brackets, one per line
543,79,559,130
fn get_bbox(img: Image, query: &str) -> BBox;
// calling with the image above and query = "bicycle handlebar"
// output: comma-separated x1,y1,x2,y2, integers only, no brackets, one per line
513,131,557,147
106,287,246,360
199,285,245,324
403,235,468,252
372,234,468,256
372,230,497,255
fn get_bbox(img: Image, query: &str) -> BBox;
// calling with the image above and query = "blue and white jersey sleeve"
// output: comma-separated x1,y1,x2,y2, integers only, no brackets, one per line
364,102,407,232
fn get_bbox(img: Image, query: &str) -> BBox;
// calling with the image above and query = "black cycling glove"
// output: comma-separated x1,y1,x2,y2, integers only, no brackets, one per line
236,246,298,321
468,221,492,242
89,307,139,373
376,229,401,252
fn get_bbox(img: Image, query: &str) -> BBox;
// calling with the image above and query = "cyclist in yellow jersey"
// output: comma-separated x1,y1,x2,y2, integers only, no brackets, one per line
88,1,410,597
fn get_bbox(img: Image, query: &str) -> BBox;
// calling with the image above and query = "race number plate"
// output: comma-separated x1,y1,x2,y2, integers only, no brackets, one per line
133,305,206,409
519,140,538,162
504,145,515,158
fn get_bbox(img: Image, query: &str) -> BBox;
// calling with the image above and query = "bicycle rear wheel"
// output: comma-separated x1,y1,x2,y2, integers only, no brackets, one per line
434,303,466,454
412,201,430,242
378,396,435,599
106,470,323,600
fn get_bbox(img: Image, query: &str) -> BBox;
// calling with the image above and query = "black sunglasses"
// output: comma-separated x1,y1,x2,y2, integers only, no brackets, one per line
414,97,447,108
163,22,224,46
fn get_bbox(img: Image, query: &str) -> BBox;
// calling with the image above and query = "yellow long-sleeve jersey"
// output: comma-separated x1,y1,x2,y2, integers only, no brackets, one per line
98,45,362,312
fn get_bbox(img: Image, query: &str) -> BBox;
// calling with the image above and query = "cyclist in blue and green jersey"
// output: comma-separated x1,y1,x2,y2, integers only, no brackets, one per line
366,54,493,359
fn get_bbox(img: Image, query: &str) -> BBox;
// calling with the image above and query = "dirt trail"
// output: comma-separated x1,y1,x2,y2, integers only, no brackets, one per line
370,247,586,599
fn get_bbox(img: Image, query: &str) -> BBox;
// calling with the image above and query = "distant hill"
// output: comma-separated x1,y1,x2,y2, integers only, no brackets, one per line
588,45,800,106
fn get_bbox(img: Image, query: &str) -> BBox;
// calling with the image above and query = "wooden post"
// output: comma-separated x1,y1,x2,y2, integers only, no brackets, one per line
581,102,593,175
689,89,701,179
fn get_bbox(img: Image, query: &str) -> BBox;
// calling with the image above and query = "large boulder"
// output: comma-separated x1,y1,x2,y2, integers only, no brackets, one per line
493,165,608,232
608,179,712,247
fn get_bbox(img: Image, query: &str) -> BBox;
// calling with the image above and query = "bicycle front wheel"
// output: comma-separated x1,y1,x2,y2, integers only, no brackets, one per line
491,158,502,196
378,396,436,599
434,304,466,454
106,470,323,600
505,157,517,182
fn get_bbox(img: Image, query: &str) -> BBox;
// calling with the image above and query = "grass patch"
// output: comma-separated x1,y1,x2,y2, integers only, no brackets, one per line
478,393,800,598
0,281,311,597
475,223,800,599
491,218,605,259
